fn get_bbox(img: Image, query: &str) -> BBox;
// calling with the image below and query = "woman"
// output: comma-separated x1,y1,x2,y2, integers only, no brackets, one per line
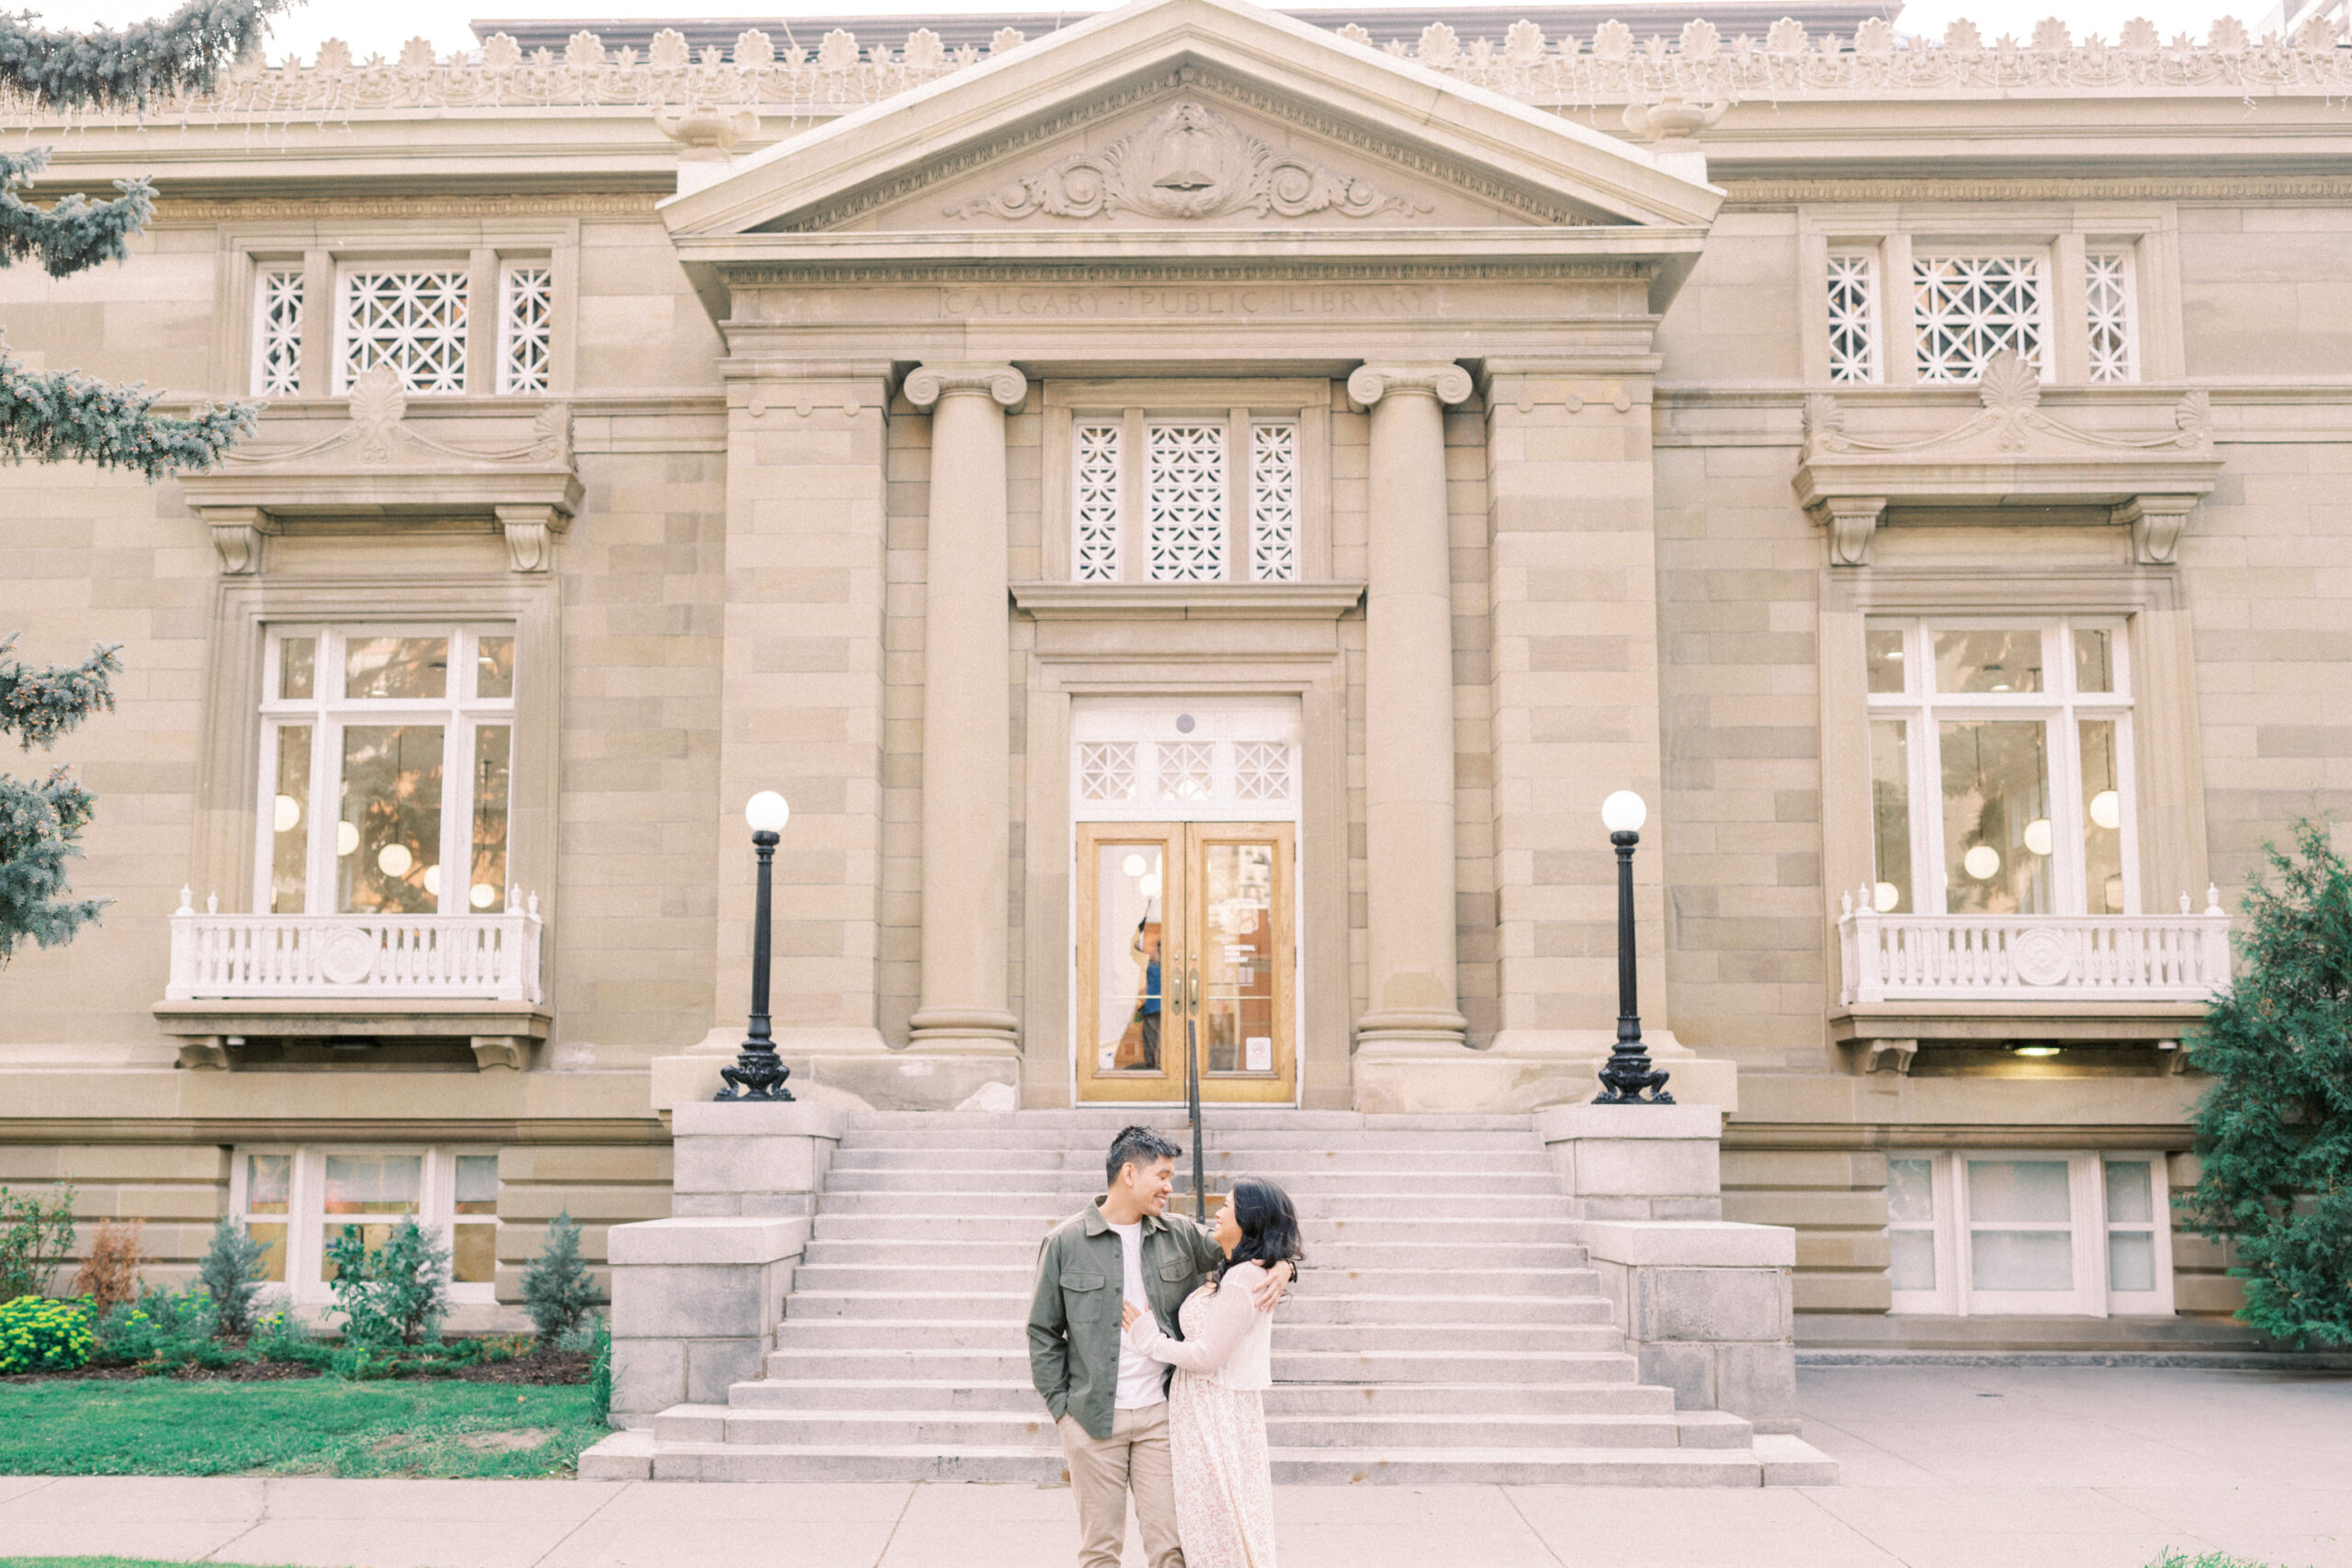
1119,1176,1303,1568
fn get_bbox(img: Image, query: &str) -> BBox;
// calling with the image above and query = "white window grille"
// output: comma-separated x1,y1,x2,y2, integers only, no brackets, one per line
253,268,305,396
1886,1151,2173,1316
1072,422,1125,581
496,264,553,394
1912,254,2047,383
2084,250,2137,384
229,1146,501,1305
1825,250,1880,384
1248,422,1301,581
1145,423,1228,582
1159,740,1216,801
336,269,469,394
1233,740,1292,802
1862,617,2134,919
1078,741,1137,802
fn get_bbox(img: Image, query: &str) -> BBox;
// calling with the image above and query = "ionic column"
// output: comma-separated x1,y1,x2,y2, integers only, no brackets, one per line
904,363,1027,1057
1348,362,1473,1051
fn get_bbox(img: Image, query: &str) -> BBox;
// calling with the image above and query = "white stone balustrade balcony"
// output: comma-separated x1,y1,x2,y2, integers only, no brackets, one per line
164,887,544,1004
1837,886,2232,1007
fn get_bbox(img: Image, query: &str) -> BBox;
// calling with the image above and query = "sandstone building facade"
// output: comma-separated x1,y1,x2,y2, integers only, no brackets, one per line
3,0,2347,1337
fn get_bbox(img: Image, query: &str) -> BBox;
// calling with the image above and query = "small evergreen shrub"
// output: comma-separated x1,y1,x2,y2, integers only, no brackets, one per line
324,1219,449,1348
519,1210,599,1345
70,1216,144,1314
196,1217,268,1337
587,1315,611,1424
2179,819,2352,1347
0,1184,76,1301
0,1294,92,1372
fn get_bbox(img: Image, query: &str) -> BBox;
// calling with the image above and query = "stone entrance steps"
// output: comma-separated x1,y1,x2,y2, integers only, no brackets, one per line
582,1111,1834,1485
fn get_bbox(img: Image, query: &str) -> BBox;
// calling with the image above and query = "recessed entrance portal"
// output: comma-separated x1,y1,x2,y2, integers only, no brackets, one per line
1070,700,1300,1105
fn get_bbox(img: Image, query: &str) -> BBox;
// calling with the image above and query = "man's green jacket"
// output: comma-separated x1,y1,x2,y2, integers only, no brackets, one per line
1027,1200,1222,1440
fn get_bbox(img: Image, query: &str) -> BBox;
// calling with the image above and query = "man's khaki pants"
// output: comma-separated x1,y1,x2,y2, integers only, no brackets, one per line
1058,1403,1182,1568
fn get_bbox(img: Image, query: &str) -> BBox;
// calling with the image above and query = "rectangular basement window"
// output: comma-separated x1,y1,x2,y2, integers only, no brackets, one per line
1886,1151,2173,1316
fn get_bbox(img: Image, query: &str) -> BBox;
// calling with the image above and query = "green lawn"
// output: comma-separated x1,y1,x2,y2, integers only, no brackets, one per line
0,1380,605,1478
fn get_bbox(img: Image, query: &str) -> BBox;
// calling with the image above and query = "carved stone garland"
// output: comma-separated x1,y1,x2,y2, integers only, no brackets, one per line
949,100,1431,222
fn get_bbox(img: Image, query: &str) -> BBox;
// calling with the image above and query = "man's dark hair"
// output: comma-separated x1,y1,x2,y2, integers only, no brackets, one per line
1105,1124,1182,1188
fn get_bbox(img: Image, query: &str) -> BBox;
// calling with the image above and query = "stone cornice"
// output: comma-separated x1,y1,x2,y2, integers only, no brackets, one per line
153,193,662,223
1720,175,2352,206
716,256,1658,286
1792,351,2222,567
1012,581,1366,618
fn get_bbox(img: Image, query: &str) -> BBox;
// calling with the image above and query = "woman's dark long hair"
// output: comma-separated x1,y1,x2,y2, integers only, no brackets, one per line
1216,1176,1305,1286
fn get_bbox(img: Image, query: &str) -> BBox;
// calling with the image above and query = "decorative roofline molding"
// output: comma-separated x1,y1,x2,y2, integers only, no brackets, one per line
6,14,2347,127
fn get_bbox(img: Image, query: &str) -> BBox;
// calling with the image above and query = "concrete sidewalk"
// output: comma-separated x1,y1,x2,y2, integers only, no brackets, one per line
0,1367,2344,1568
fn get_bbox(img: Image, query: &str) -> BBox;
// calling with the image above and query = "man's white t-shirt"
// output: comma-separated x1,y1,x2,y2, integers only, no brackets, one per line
1105,1217,1168,1409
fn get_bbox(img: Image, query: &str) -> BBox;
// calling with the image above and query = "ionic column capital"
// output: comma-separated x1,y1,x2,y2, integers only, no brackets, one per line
1348,362,1473,409
905,362,1028,411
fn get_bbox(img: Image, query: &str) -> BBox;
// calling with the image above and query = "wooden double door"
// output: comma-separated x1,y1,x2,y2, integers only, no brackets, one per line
1075,821,1296,1104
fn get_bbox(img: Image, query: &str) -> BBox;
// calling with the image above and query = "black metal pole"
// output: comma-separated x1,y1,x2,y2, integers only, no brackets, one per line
1594,829,1672,1104
1187,965,1204,1221
718,828,794,1101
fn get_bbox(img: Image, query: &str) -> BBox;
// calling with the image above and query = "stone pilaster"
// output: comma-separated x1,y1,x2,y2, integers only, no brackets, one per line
1480,359,1736,1110
902,364,1027,1076
653,365,896,1111
1347,363,1474,1065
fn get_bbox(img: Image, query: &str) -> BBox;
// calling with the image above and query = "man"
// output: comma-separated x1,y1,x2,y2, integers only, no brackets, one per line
1028,1124,1293,1568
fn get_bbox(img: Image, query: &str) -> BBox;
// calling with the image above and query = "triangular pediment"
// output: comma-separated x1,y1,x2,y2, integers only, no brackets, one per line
661,0,1720,241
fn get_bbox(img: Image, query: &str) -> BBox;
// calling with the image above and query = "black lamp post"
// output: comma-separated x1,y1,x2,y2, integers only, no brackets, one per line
1594,790,1672,1105
718,790,795,1101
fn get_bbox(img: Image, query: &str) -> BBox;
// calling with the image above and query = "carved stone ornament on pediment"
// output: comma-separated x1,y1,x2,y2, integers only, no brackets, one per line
947,99,1433,223
1792,350,2222,568
179,365,583,575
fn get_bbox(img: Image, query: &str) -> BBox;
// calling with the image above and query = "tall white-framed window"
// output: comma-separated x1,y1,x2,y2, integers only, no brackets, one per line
1863,616,2135,917
252,266,306,397
2084,248,2139,384
1886,1151,2174,1316
496,263,554,394
1067,412,1303,584
1825,248,1881,384
229,1146,502,1305
1911,252,2052,382
335,267,470,394
257,625,517,917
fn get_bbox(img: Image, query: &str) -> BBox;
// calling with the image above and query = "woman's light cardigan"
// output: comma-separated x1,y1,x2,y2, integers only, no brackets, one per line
1121,1259,1274,1393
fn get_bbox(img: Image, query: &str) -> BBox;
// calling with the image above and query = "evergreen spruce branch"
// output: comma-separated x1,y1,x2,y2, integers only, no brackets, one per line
0,763,107,960
1,636,120,749
2,151,154,279
0,350,257,477
0,0,291,112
